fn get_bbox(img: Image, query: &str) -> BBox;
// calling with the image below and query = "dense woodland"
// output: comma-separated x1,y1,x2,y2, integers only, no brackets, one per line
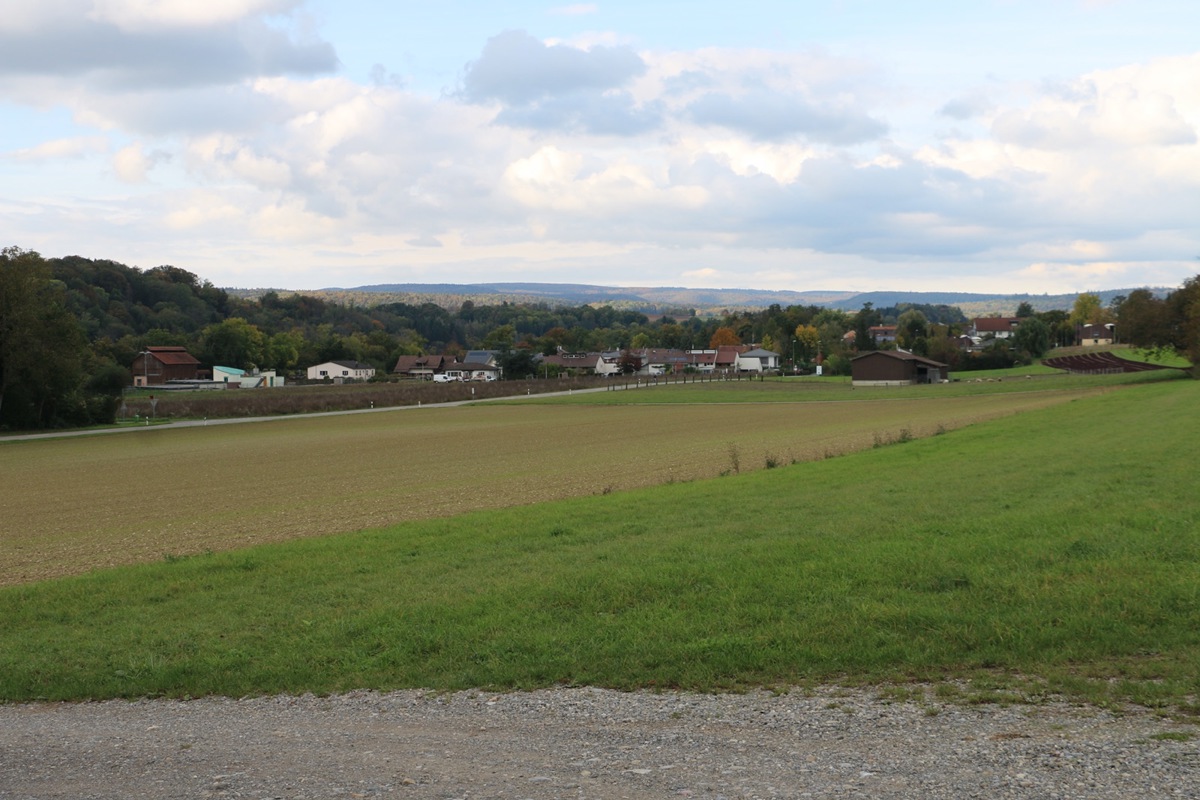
2,246,1197,430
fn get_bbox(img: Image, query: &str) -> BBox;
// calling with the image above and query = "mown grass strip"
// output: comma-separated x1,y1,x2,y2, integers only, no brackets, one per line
1,379,1198,708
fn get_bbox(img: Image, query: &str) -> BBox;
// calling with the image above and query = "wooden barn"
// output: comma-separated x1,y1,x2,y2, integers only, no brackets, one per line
132,346,203,386
851,350,947,387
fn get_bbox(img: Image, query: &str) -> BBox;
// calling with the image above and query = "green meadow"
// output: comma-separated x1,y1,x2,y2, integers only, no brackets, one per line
1,374,1198,711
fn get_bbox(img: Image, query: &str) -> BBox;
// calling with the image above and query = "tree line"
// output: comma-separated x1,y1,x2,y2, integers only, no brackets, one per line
2,246,1197,430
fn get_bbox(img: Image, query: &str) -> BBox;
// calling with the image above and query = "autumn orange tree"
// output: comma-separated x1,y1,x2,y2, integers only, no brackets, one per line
709,327,740,348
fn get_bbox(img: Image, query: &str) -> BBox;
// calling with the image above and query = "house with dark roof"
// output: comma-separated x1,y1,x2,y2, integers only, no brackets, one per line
851,350,947,386
459,361,501,381
539,352,602,375
638,348,691,375
464,350,500,367
714,345,742,372
686,349,718,372
393,354,455,379
132,346,202,387
868,325,898,344
972,317,1021,339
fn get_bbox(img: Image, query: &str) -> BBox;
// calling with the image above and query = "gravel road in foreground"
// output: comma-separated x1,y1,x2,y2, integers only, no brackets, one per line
2,687,1198,799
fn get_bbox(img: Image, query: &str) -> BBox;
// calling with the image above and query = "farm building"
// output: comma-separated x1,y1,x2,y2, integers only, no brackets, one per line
851,350,947,386
213,366,285,387
132,346,203,386
306,360,376,382
1077,323,1115,346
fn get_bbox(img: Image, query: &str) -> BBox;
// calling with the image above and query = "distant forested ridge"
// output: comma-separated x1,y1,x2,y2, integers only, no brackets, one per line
258,282,1163,318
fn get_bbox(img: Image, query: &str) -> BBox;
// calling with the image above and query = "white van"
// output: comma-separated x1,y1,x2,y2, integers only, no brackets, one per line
432,373,460,383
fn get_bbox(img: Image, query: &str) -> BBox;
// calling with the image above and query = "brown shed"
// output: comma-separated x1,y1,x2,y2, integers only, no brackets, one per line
132,346,203,386
851,350,947,386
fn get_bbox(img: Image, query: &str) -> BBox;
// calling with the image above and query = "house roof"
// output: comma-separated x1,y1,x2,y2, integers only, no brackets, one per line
740,348,779,357
637,348,690,365
146,346,200,366
329,360,375,370
974,317,1020,333
851,349,947,368
714,345,741,365
393,354,451,372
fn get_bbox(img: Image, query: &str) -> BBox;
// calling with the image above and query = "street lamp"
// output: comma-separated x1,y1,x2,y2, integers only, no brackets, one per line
138,350,150,388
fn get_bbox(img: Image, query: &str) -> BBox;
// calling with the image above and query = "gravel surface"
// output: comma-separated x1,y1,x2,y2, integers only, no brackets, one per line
2,687,1198,799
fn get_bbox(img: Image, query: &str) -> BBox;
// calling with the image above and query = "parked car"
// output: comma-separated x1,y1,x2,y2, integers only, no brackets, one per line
432,373,461,383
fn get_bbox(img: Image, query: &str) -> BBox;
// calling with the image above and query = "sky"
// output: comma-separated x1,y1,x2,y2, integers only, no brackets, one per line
2,1,1198,293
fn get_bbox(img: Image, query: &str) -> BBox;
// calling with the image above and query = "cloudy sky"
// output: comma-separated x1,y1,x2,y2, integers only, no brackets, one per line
2,1,1198,292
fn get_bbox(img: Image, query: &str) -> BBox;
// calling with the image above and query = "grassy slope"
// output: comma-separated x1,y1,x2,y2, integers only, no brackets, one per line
1,378,1197,708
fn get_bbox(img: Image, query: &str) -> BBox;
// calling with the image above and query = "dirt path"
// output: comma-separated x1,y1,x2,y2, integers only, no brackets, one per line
2,687,1197,799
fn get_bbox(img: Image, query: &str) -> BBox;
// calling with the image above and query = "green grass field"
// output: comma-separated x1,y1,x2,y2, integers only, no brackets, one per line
1,374,1198,710
1,379,1107,585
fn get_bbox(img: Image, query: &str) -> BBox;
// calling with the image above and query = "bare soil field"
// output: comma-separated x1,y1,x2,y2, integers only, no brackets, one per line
1,389,1099,586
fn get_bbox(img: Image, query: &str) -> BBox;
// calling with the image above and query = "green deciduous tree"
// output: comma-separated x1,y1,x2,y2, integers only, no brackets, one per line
201,317,265,370
1070,292,1110,328
0,247,92,428
264,330,304,372
896,309,928,348
1166,275,1200,368
1116,289,1172,350
1012,316,1051,358
482,324,516,351
793,324,819,362
852,303,881,352
499,348,538,379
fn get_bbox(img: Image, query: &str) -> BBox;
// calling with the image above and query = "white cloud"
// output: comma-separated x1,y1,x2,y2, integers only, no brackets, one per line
164,191,245,230
88,0,302,31
6,136,108,161
0,0,337,96
2,6,1198,294
112,142,151,182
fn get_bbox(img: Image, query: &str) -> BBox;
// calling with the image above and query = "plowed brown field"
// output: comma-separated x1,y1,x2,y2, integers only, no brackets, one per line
1,389,1098,585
